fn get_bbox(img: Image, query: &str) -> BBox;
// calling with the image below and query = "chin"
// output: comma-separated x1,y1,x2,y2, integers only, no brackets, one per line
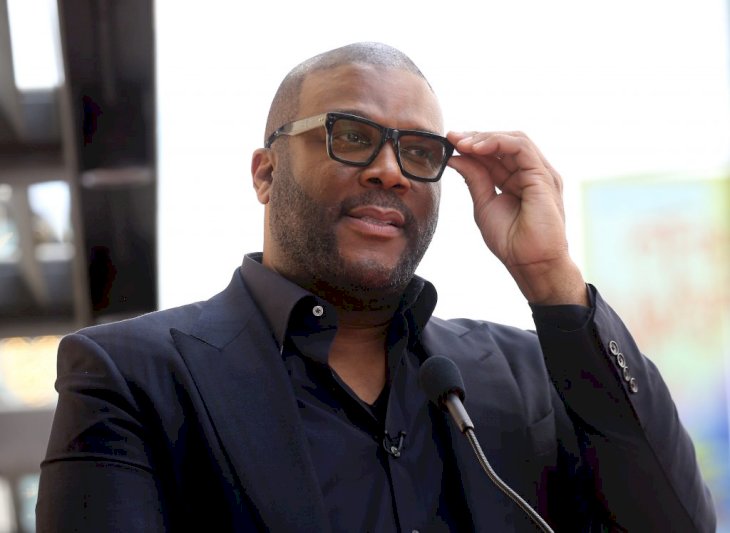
336,254,412,292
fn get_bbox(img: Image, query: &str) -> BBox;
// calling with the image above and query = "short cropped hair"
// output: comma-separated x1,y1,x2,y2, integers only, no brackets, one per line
263,42,431,144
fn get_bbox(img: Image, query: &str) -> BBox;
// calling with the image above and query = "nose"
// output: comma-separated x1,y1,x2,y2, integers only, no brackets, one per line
358,140,411,193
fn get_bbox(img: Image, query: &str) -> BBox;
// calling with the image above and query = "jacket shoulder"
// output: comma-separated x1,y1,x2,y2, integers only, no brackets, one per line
76,302,205,346
424,315,542,360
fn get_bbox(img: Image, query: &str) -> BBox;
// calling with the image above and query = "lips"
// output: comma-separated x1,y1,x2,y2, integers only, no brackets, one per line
346,206,406,228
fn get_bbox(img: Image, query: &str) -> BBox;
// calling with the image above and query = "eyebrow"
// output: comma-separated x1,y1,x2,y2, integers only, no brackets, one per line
329,108,442,136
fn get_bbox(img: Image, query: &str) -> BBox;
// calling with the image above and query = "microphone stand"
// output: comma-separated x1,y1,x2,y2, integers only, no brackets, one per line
445,394,555,533
464,428,554,533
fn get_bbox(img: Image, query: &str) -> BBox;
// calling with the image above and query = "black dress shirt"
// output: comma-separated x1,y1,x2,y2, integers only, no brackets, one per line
241,254,473,532
240,253,593,532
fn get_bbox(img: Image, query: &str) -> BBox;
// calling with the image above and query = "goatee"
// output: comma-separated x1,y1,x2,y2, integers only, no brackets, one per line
268,163,438,308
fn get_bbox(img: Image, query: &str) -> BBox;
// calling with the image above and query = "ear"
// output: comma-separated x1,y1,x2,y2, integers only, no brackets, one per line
251,148,275,204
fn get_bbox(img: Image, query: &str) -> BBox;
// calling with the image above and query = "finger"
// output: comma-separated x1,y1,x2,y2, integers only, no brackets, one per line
450,132,538,190
449,131,560,195
448,131,509,164
448,132,513,187
525,140,564,195
455,132,537,165
447,154,500,212
449,131,546,170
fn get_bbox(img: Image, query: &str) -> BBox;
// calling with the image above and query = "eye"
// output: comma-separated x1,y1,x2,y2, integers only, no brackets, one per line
400,145,438,168
402,145,432,160
331,128,375,155
399,136,445,169
337,130,372,146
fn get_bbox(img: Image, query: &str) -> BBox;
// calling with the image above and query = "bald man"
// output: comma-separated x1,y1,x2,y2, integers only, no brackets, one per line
37,43,715,532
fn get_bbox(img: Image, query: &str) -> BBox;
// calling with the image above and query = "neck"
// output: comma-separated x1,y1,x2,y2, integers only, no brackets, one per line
260,259,413,403
307,279,404,405
306,276,406,327
328,317,392,405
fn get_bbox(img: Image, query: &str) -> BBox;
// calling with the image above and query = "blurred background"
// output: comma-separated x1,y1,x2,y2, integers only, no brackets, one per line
0,0,728,531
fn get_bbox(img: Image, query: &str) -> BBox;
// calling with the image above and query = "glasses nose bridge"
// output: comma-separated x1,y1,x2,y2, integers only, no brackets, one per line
375,126,401,159
382,126,399,145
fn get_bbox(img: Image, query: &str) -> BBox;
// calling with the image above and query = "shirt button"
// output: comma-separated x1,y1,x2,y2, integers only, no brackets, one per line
629,377,639,393
616,353,627,368
312,305,324,317
622,366,631,381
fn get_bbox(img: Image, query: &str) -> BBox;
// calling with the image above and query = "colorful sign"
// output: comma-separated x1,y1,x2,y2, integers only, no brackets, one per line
584,174,730,530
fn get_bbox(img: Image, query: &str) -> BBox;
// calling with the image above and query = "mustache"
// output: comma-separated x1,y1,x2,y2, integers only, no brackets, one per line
338,190,415,227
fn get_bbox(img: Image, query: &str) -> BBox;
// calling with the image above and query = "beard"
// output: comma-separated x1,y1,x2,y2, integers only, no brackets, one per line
268,156,439,305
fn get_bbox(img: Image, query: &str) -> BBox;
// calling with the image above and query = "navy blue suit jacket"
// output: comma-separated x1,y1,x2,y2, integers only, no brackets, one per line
37,269,715,532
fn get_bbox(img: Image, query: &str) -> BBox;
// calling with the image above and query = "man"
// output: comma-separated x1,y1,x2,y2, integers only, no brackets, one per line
37,42,715,532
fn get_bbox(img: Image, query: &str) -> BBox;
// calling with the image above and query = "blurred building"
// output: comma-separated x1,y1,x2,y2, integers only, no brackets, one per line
0,0,156,530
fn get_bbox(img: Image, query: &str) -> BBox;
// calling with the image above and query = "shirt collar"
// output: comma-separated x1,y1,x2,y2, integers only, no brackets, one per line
240,252,438,347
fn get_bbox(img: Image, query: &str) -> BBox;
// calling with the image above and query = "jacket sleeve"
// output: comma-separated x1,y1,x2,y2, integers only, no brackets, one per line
36,332,169,533
533,285,716,532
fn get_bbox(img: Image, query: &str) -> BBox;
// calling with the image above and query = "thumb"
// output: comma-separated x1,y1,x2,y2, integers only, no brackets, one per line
447,155,499,211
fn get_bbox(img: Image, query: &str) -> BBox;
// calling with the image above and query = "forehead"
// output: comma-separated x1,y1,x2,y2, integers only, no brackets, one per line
298,63,444,133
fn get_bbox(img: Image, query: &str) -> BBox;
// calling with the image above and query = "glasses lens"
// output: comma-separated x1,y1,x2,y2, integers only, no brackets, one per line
328,115,449,181
330,118,381,164
398,134,449,180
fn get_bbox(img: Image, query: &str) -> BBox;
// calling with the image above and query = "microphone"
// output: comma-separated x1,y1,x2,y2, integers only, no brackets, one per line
419,356,554,533
382,430,407,458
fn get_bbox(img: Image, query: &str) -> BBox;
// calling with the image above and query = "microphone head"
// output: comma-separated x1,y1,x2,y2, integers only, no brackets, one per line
419,355,466,408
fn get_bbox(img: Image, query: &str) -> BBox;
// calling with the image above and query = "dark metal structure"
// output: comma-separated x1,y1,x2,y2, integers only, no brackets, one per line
0,0,156,529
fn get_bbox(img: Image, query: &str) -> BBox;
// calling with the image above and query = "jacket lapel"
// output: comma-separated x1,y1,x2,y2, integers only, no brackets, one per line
171,270,330,532
421,319,537,532
166,268,540,531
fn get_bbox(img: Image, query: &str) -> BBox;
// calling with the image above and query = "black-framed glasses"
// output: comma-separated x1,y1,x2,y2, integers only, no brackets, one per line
265,112,454,182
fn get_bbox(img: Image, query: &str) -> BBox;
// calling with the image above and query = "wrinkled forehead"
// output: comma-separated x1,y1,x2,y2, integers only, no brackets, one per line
298,63,444,133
